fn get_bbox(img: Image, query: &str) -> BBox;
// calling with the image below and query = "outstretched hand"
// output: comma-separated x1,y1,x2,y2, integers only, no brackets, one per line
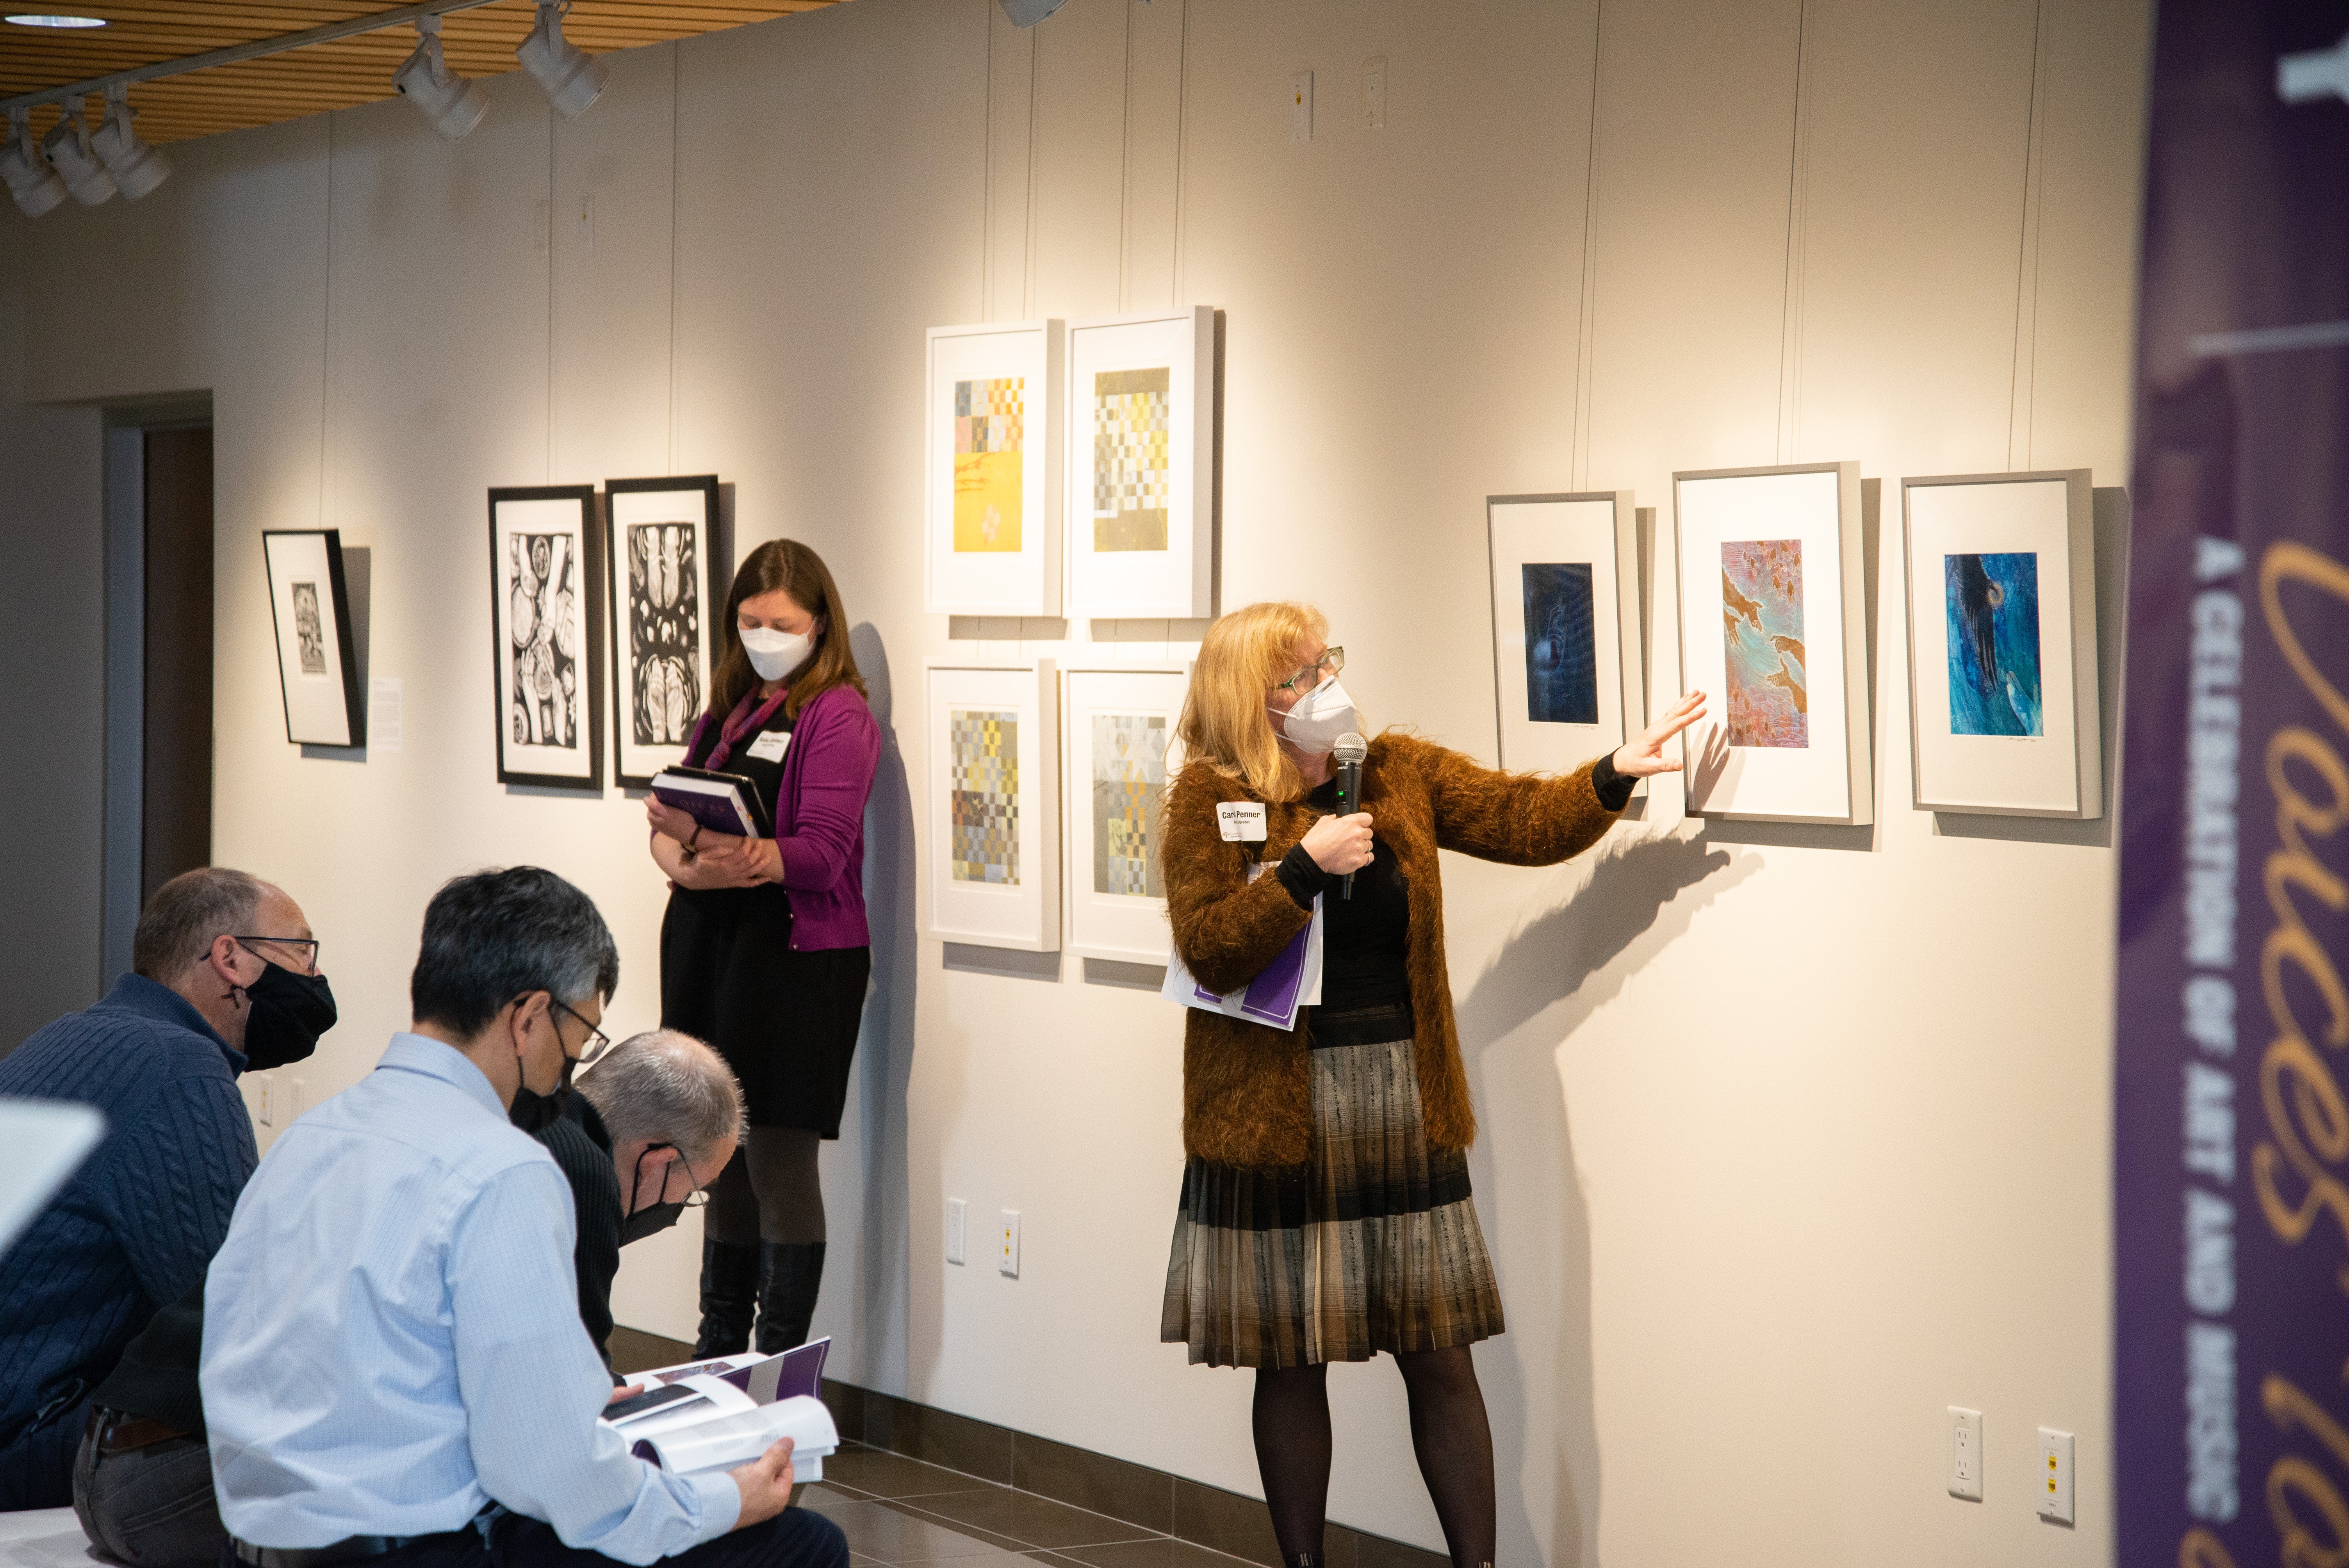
1610,690,1709,778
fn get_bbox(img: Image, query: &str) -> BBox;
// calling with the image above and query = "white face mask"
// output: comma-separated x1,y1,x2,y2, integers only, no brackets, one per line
740,625,814,682
1270,676,1357,754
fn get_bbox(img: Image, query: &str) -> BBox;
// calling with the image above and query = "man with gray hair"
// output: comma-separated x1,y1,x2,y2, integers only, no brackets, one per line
203,866,842,1568
527,1030,744,1368
0,867,332,1511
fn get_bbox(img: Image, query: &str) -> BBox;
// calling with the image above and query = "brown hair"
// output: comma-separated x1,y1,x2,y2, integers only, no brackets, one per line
1175,601,1331,804
705,539,867,729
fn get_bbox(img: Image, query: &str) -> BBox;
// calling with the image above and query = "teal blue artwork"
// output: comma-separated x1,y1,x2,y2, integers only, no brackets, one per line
1521,563,1598,725
1944,552,2043,736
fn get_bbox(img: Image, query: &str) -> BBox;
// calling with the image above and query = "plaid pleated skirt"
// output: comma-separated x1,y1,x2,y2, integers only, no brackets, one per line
1160,1001,1506,1368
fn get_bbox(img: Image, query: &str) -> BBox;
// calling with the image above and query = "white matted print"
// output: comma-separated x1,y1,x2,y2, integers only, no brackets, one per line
1062,664,1189,962
1902,469,2100,818
490,486,602,791
1674,462,1871,824
607,475,722,789
1064,306,1216,618
262,529,362,747
1487,492,1643,778
925,659,1059,951
926,320,1063,615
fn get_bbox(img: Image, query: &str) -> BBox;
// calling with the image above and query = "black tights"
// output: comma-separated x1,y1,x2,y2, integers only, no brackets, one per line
1252,1347,1495,1568
702,1127,825,1245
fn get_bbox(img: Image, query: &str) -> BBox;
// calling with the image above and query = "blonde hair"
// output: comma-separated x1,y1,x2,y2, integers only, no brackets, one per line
1176,601,1330,803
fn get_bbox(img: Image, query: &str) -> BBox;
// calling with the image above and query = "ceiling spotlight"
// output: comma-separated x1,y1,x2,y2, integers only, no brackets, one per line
996,0,1070,24
517,2,607,121
41,95,115,205
91,84,170,200
4,14,108,26
0,107,67,217
393,14,489,143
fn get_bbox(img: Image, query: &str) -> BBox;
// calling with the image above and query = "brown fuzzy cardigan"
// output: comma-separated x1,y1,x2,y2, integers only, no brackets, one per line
1164,732,1623,1169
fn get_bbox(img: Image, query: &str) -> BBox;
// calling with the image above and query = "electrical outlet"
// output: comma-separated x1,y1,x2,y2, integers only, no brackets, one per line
256,1076,274,1127
999,1209,1020,1278
946,1198,966,1265
1948,1407,1984,1501
1290,71,1313,143
1363,56,1386,128
287,1078,305,1121
2037,1428,2075,1523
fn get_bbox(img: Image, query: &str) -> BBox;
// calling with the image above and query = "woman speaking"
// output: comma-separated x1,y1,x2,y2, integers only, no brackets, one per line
1160,601,1704,1568
645,538,879,1356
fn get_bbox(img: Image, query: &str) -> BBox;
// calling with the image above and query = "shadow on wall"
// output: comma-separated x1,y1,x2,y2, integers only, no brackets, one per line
851,622,918,1391
1451,826,1756,1567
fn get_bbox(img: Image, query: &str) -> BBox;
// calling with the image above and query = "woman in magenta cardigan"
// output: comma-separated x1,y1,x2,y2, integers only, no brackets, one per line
644,538,879,1355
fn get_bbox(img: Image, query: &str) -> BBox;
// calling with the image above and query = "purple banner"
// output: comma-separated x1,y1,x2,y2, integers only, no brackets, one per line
2118,5,2349,1564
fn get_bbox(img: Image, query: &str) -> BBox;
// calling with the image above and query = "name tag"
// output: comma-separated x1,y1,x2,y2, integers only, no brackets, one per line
747,730,791,764
1216,801,1267,842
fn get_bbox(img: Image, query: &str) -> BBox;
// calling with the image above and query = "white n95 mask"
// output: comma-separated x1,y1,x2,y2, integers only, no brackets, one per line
1271,677,1358,754
740,625,814,682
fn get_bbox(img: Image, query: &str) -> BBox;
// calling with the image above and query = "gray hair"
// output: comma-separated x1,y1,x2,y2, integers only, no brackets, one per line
132,868,268,981
577,1029,745,1168
409,867,620,1037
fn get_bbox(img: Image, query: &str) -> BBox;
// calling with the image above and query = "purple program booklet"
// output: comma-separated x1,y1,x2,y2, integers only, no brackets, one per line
650,766,770,839
1194,922,1314,1027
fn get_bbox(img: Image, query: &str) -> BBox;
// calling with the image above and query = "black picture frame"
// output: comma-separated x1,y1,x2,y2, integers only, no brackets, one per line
488,485,604,791
603,474,726,789
261,528,364,747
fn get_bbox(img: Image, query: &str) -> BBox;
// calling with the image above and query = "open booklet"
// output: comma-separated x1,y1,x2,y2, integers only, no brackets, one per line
1160,865,1323,1032
601,1338,839,1482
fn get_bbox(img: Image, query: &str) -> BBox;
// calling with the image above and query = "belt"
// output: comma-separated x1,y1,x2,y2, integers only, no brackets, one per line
85,1407,191,1455
231,1532,466,1568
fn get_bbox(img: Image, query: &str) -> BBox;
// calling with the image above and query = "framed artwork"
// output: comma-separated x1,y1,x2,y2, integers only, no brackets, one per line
1672,461,1872,825
606,474,723,789
1061,663,1189,962
1486,492,1644,779
924,659,1060,951
489,485,603,791
261,529,363,747
1063,306,1217,618
925,319,1064,616
1901,469,2101,818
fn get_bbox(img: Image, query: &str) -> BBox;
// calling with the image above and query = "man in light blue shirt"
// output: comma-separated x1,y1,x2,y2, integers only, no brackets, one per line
202,867,844,1568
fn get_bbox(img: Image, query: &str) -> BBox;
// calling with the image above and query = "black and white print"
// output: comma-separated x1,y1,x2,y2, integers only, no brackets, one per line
628,522,699,746
291,581,326,675
508,530,582,751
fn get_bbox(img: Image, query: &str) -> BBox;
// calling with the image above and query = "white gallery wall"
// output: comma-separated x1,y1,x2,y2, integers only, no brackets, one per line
0,0,2149,1563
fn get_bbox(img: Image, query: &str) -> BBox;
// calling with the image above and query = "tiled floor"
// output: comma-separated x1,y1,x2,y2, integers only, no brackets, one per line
804,1443,1257,1568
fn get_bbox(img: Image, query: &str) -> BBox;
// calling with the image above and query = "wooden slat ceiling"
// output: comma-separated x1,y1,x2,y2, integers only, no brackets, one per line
1,1,843,145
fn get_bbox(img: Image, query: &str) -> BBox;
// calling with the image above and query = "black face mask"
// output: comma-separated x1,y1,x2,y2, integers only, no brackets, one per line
236,960,337,1071
616,1142,694,1246
508,1053,578,1135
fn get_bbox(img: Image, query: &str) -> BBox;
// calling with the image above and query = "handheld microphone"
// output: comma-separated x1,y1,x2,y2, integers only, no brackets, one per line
1332,732,1367,901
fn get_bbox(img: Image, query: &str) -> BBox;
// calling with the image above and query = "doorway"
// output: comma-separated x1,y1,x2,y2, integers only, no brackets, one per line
102,403,215,982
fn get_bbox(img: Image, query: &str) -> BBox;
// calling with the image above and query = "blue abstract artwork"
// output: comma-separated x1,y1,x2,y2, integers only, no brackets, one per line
1943,551,2043,737
1522,563,1598,725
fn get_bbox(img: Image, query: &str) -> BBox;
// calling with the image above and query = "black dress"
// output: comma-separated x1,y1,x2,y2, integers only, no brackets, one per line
659,702,871,1137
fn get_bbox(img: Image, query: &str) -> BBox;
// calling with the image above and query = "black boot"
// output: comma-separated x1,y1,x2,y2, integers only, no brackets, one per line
693,1239,761,1356
754,1241,826,1353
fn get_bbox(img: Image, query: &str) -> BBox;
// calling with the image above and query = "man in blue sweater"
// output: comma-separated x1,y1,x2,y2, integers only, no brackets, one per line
0,867,333,1509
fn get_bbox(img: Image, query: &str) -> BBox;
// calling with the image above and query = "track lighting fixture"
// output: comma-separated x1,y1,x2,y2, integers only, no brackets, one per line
517,2,607,121
41,94,114,205
996,0,1071,25
91,84,171,200
393,14,489,143
0,107,67,218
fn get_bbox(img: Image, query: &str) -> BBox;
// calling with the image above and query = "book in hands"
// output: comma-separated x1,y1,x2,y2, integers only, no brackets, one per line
628,1395,839,1482
650,766,772,839
1160,867,1324,1032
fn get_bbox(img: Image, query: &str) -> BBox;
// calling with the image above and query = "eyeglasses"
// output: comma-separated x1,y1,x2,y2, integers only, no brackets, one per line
1274,646,1344,695
636,1142,711,1209
547,996,616,1066
234,935,321,975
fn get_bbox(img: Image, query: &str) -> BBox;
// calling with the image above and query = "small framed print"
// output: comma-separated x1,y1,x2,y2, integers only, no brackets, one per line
1486,492,1645,780
606,474,723,789
262,529,362,747
1901,469,2101,818
926,319,1064,616
490,485,603,791
1061,663,1189,963
924,659,1060,952
1673,461,1872,825
1063,306,1217,618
